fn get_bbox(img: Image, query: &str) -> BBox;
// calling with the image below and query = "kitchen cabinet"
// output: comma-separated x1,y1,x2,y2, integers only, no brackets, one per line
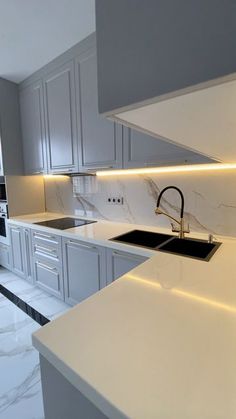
75,48,122,172
8,224,33,282
19,80,47,175
0,78,23,175
9,225,25,277
44,61,78,174
123,127,213,168
63,238,106,306
0,243,10,269
22,227,33,283
32,229,64,299
106,248,148,284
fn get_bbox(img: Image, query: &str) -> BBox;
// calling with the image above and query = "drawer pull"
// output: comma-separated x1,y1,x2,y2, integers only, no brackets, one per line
35,245,56,254
113,250,143,261
68,240,96,250
36,262,57,272
34,232,56,240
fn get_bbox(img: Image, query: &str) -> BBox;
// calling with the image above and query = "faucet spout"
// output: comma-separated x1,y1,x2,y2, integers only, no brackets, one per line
155,186,189,238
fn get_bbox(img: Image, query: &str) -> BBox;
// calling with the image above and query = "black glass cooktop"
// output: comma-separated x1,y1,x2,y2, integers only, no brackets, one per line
34,217,97,230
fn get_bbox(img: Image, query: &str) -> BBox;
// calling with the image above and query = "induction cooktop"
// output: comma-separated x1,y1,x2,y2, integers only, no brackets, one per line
34,217,97,230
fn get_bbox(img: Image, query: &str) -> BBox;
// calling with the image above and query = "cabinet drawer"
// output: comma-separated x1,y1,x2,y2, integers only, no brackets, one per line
34,259,64,299
32,230,62,262
33,242,61,263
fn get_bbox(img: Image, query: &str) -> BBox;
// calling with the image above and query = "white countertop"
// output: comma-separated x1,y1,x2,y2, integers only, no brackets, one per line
12,213,236,418
8,212,157,258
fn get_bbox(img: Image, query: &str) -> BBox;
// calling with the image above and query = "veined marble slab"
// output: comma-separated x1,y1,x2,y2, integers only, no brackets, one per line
44,171,236,237
0,294,44,419
0,268,70,321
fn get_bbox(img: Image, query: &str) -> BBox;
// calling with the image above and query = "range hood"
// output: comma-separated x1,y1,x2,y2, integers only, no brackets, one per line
96,0,236,163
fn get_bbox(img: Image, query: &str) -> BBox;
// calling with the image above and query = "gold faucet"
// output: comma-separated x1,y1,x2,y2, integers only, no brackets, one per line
155,186,190,239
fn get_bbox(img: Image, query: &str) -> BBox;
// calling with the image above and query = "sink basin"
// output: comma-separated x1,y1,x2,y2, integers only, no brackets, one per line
158,237,221,261
110,229,173,249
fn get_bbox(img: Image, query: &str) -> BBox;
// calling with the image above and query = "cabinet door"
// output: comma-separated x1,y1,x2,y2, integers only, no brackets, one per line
106,248,148,284
75,49,122,172
0,244,10,269
63,239,106,306
9,225,25,277
22,228,33,283
123,127,212,168
44,61,78,173
19,81,47,175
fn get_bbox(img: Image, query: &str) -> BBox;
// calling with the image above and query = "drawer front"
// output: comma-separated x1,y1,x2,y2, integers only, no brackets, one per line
32,230,62,263
34,259,64,299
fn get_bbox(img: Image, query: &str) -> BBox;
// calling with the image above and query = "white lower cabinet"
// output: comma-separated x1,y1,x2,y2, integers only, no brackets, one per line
0,243,10,269
8,224,33,282
106,248,148,284
8,222,150,305
22,227,33,283
63,238,107,306
9,224,26,278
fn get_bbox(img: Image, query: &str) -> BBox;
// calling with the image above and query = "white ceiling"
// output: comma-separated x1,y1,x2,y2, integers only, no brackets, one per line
0,0,95,83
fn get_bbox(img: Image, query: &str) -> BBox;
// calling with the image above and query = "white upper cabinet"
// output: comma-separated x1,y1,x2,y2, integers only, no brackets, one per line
19,80,46,174
44,61,79,174
75,48,122,172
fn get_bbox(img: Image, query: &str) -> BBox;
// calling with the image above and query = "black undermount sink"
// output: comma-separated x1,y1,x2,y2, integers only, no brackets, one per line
158,237,221,261
110,230,221,261
110,230,173,248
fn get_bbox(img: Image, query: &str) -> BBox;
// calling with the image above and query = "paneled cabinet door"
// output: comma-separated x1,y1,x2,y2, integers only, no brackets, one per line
106,248,148,284
9,225,25,278
63,239,106,306
75,48,122,172
22,228,33,283
19,81,47,174
44,61,78,174
123,127,213,168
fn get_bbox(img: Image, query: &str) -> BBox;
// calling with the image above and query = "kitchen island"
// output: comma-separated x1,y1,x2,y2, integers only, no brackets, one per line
31,217,236,419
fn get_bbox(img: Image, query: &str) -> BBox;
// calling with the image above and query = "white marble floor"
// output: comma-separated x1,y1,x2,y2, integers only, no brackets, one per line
0,268,70,321
0,293,44,419
0,268,71,419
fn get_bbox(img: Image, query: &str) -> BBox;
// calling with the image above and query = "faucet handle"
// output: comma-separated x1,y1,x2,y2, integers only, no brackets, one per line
171,222,190,235
170,222,180,233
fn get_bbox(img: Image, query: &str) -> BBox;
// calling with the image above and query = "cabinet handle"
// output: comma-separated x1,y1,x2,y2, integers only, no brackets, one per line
113,250,143,261
86,166,113,171
37,261,57,272
35,245,56,254
34,232,56,240
33,171,43,174
68,240,96,250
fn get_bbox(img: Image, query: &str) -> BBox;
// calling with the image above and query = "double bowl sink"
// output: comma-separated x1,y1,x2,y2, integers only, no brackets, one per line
110,230,221,261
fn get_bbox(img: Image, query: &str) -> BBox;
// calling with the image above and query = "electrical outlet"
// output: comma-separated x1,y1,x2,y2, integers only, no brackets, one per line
107,196,124,205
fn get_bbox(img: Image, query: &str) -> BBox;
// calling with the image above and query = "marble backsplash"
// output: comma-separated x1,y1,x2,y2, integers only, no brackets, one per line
44,170,236,237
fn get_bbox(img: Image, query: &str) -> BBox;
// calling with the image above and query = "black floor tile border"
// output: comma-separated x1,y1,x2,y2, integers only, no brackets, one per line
0,284,50,326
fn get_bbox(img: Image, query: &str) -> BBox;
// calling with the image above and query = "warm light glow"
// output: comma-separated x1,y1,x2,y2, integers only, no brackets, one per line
43,175,68,179
127,274,236,314
96,163,236,177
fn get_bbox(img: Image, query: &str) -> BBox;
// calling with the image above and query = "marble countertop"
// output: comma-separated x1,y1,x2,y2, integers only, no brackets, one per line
11,213,236,418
